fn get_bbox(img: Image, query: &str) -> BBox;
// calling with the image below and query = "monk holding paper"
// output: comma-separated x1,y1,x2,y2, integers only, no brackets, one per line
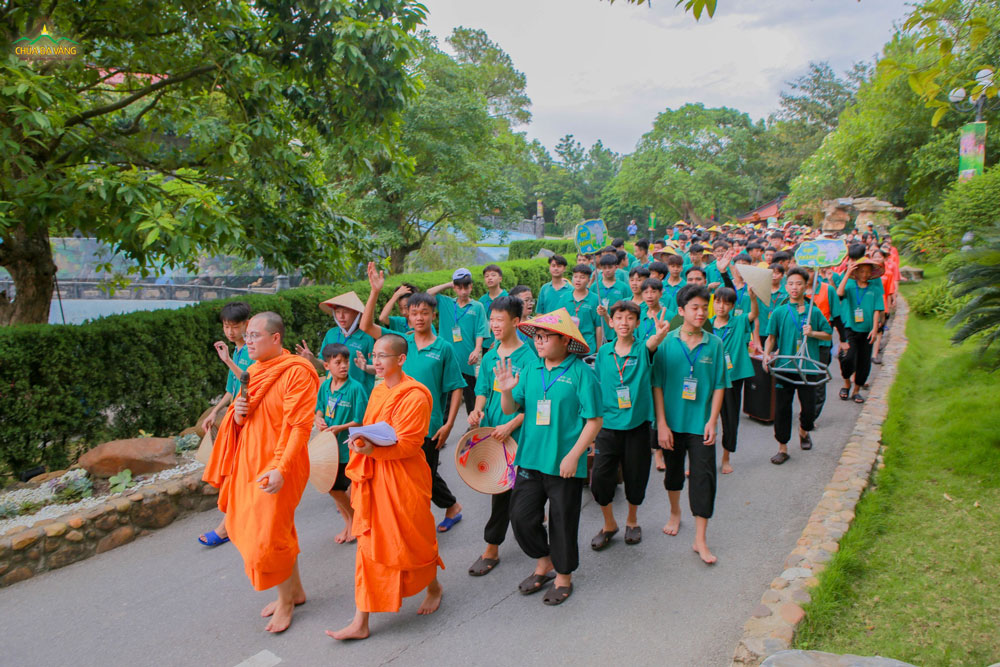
328,333,445,641
203,311,319,633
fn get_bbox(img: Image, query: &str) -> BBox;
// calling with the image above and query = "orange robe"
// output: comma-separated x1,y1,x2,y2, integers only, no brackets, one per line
203,350,319,590
346,373,444,612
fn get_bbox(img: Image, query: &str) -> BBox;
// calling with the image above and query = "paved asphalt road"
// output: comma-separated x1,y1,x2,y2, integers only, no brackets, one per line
1,372,873,667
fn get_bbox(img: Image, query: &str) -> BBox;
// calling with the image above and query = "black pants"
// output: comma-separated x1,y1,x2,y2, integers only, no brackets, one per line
484,490,511,546
814,347,832,419
422,437,458,509
510,468,584,575
591,422,651,507
841,328,874,387
461,373,477,413
663,432,717,519
720,378,745,453
774,381,816,445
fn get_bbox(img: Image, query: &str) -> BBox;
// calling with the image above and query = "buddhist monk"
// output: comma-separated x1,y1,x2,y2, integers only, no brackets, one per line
203,311,319,633
327,333,445,641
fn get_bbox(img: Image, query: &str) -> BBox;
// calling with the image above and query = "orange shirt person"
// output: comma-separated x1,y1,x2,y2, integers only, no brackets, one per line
328,333,445,641
203,311,319,634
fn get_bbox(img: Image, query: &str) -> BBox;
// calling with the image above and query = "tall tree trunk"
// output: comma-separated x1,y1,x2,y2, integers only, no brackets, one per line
0,225,56,326
388,240,421,274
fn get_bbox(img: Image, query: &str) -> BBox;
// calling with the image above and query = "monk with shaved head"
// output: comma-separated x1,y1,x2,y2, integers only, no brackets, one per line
203,311,319,633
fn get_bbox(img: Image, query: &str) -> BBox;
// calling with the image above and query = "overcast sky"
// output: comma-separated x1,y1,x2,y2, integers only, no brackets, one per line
422,0,912,155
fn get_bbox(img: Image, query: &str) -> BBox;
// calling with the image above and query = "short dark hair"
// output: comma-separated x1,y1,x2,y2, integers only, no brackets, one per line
598,254,618,267
572,263,593,276
848,243,866,260
735,253,752,264
769,263,786,275
635,239,649,251
648,261,669,276
220,301,251,324
677,284,710,309
611,238,625,248
322,342,351,361
714,287,737,305
747,242,763,251
483,264,503,277
641,277,663,292
666,254,684,267
689,243,705,254
629,266,651,279
453,274,473,287
509,285,532,299
490,294,524,320
549,254,568,267
773,250,792,263
786,267,810,283
407,292,437,311
601,246,616,255
685,266,707,280
609,300,640,319
615,249,627,263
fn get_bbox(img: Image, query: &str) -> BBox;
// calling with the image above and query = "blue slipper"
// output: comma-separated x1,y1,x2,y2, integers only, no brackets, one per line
198,530,230,547
437,514,462,533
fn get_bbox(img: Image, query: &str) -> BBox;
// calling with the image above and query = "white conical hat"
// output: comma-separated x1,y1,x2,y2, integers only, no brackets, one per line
308,430,340,493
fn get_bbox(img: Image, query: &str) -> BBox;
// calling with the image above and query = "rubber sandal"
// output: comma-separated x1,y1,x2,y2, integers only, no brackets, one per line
624,526,642,545
518,571,555,595
839,388,849,401
468,556,499,577
543,584,573,606
590,528,618,551
800,433,813,450
770,452,790,465
198,530,229,547
853,393,865,404
437,513,462,533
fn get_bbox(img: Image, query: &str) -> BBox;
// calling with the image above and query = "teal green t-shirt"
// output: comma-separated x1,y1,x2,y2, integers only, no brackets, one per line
478,289,508,350
595,339,655,429
401,332,467,438
565,291,603,354
768,301,832,375
759,289,789,337
225,344,254,397
314,376,370,460
436,294,488,376
591,278,631,339
840,279,885,333
511,354,602,478
660,280,684,313
475,342,536,444
731,284,753,317
319,327,376,395
710,313,754,382
652,330,731,435
537,281,572,315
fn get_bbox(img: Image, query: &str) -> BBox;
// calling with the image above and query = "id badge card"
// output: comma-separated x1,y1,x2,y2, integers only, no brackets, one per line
616,385,632,409
493,376,500,392
734,308,743,317
854,307,864,323
536,399,552,425
601,298,610,308
326,397,336,418
725,353,733,370
452,325,463,342
682,376,698,401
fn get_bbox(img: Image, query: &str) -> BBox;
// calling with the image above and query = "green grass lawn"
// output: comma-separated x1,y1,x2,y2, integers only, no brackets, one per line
793,277,1000,666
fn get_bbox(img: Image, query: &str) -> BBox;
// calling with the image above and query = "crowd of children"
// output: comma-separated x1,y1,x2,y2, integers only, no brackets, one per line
198,219,899,623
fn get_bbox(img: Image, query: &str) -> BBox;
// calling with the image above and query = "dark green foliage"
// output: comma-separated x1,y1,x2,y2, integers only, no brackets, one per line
949,226,1000,356
908,278,969,319
936,165,1000,239
507,240,578,260
0,259,551,474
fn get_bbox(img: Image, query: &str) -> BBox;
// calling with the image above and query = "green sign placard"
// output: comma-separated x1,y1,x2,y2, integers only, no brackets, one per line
959,121,987,181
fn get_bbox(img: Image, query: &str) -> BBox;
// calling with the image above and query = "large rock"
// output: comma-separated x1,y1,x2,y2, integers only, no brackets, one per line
78,438,178,478
189,405,225,438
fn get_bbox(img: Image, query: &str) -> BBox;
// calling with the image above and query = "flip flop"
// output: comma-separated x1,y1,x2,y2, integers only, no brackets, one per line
518,571,555,595
839,388,850,401
590,528,618,551
468,556,499,577
624,526,642,545
770,452,790,465
543,584,573,606
198,530,229,547
437,514,462,533
853,393,865,404
800,433,813,450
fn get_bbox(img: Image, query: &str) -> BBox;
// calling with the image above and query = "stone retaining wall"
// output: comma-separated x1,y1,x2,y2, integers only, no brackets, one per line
731,297,909,666
0,471,216,588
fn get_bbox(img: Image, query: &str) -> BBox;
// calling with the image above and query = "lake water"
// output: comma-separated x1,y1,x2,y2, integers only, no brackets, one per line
49,299,197,325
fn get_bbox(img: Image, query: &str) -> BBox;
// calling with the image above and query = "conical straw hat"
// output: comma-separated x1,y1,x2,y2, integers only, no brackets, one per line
518,307,590,355
319,291,365,316
852,257,886,280
195,431,214,466
454,427,518,495
308,430,340,493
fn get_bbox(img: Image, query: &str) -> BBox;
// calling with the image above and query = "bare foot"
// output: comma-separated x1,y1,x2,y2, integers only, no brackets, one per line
262,593,306,618
417,580,443,615
264,600,295,633
326,613,369,641
445,503,462,519
693,542,717,565
662,514,681,536
721,461,734,474
334,526,356,544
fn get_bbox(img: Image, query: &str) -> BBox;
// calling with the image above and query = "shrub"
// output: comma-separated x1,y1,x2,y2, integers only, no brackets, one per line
508,239,578,260
908,278,969,320
0,258,552,475
936,165,1000,239
938,251,968,278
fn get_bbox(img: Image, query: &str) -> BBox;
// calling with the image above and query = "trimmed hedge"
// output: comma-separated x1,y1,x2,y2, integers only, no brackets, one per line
508,239,577,260
0,258,551,475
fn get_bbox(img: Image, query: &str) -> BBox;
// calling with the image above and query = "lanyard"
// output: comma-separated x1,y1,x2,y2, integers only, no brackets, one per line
854,283,867,307
736,285,747,302
541,365,571,399
454,302,472,324
717,323,733,344
676,337,705,375
637,318,652,340
786,304,806,329
572,297,586,317
612,349,631,384
328,394,342,414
